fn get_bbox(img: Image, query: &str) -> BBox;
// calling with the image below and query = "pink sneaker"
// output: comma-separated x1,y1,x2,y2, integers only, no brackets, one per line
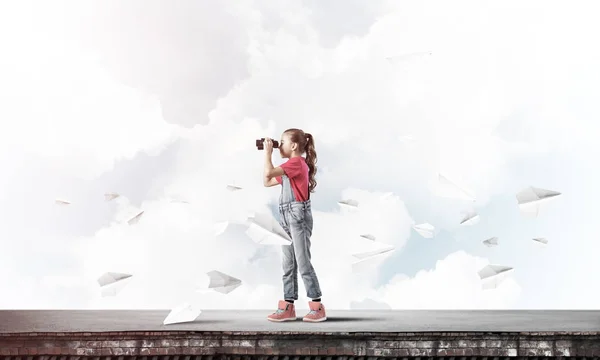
267,300,297,322
302,301,327,322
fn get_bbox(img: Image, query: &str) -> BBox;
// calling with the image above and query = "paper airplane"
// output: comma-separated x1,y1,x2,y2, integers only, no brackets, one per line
351,246,395,272
380,192,394,200
163,302,202,325
128,211,144,225
360,234,376,241
104,193,120,201
245,212,292,245
338,199,359,208
482,237,498,247
532,237,548,245
478,264,514,290
432,173,476,201
97,272,132,297
516,186,561,217
214,221,229,236
413,223,435,238
352,247,395,260
226,184,243,192
97,272,132,286
460,210,480,226
55,199,71,205
206,270,242,294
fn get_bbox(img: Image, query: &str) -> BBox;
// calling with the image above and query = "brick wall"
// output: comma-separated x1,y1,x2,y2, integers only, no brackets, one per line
1,331,600,358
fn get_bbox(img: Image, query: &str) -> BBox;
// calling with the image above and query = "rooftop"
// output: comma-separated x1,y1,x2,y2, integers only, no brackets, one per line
1,310,599,334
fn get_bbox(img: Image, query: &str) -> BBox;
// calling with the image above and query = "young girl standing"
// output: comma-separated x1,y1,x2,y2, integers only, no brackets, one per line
262,128,326,322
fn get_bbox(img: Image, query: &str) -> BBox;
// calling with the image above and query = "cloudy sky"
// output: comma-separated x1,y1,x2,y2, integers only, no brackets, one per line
1,0,598,311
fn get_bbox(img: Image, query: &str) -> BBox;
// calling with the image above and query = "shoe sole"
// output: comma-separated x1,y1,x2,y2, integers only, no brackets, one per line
303,316,327,322
267,317,297,322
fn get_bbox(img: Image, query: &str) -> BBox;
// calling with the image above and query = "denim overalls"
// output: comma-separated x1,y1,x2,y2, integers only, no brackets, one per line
278,174,322,300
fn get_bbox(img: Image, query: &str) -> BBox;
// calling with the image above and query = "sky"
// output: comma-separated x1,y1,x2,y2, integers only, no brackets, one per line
0,0,599,311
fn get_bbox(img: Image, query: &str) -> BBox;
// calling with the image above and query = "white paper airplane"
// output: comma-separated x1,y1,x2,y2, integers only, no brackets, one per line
516,186,561,217
206,270,242,294
100,278,132,297
413,223,435,238
352,247,395,260
431,173,476,202
214,221,229,236
163,302,202,325
55,199,71,205
460,210,480,226
104,193,120,201
128,211,144,225
226,184,243,192
97,272,132,286
532,237,548,244
351,246,395,272
338,199,359,209
245,212,292,245
97,272,132,297
381,192,394,200
360,234,376,241
478,264,514,290
482,237,498,247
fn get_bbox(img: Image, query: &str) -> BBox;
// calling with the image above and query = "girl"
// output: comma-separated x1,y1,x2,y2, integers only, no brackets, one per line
262,128,326,322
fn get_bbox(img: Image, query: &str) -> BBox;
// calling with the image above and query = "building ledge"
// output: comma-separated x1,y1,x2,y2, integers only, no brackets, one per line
1,310,599,358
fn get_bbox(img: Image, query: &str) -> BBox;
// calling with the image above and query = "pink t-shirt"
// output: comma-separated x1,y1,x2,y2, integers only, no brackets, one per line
275,156,310,201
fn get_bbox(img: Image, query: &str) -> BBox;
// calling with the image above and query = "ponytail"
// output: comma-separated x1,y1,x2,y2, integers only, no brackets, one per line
305,133,317,193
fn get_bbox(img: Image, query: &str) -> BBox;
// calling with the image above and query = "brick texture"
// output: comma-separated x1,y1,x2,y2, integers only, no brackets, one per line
1,331,600,358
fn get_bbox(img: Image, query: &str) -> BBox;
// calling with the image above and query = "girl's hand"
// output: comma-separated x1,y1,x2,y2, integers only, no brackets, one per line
264,137,274,155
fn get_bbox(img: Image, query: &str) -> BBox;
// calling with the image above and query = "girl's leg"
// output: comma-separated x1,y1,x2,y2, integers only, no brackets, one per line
288,210,322,300
281,243,298,301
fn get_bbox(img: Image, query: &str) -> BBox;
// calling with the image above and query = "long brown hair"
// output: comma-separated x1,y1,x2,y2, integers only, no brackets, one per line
284,128,317,193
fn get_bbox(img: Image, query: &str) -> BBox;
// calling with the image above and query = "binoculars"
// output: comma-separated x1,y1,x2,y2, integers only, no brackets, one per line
256,138,279,150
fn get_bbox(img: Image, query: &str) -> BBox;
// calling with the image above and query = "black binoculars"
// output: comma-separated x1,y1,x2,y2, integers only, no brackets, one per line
256,138,279,150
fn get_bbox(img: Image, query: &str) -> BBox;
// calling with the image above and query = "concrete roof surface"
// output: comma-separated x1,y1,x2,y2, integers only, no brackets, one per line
1,310,600,333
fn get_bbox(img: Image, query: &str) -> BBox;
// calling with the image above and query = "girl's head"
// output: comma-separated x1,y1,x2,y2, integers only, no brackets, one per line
279,128,318,193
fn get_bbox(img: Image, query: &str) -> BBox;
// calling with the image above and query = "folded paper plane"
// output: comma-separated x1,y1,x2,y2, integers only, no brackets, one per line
460,210,480,226
478,264,514,290
413,223,435,238
532,237,548,245
516,186,561,217
245,212,292,245
360,234,376,241
206,270,242,294
351,246,395,272
128,211,144,225
214,221,229,236
163,302,202,325
483,237,498,247
97,272,132,297
104,193,120,201
338,199,359,209
432,173,476,201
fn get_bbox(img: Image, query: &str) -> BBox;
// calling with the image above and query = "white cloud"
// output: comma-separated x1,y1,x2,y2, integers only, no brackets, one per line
378,251,521,309
0,6,181,179
4,0,600,311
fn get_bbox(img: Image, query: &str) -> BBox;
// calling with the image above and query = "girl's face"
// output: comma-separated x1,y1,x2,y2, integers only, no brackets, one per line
279,132,295,158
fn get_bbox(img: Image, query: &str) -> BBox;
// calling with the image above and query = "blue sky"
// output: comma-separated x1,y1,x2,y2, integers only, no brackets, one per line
0,0,598,311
